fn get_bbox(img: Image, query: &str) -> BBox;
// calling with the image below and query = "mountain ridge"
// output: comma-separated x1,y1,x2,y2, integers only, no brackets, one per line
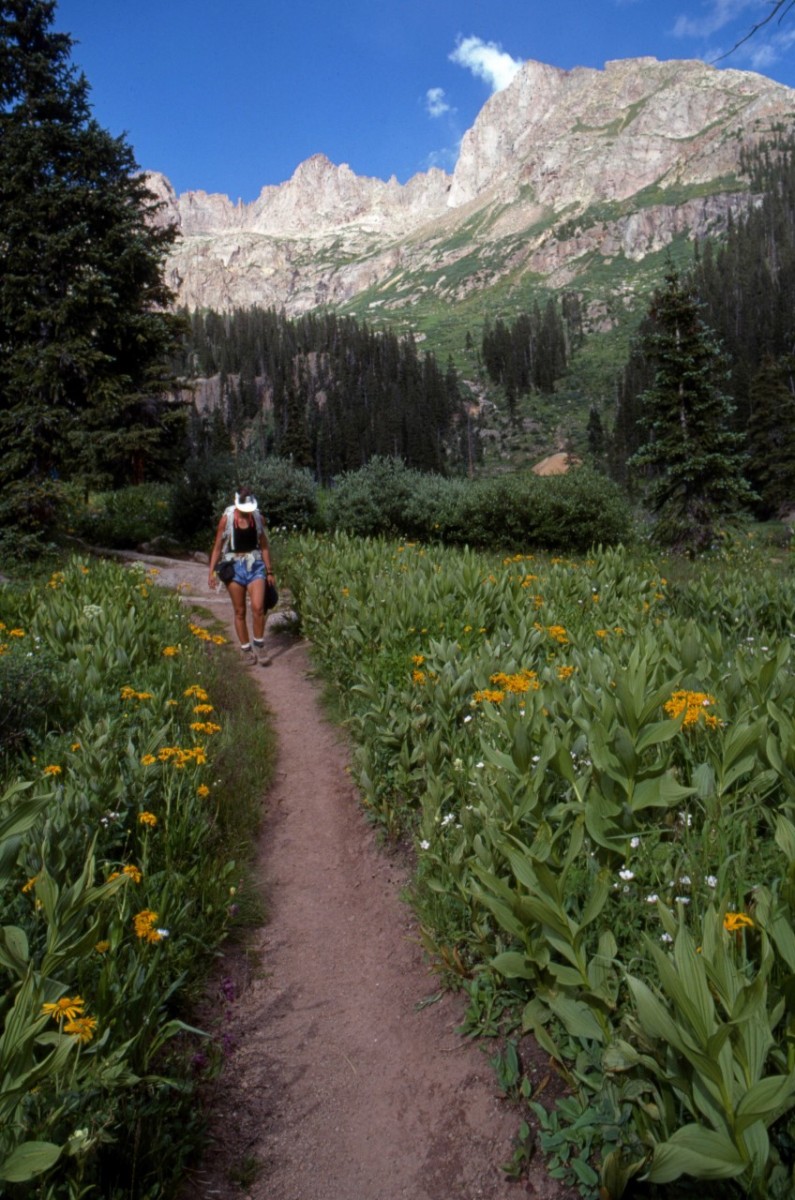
147,55,795,325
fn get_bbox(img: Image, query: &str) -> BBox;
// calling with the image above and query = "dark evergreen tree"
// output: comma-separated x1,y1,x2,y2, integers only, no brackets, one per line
629,267,752,552
0,0,182,521
173,306,465,482
746,355,795,516
586,405,606,465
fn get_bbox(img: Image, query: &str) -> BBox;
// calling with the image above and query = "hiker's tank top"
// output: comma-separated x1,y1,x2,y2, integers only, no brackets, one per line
232,520,258,552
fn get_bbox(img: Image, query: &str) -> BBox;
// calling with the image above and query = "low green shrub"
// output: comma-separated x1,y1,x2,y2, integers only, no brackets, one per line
324,456,416,537
224,455,319,530
324,458,633,552
70,484,173,549
168,452,237,546
0,635,59,758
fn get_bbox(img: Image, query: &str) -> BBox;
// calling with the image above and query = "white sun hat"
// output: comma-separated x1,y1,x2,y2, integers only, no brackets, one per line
234,492,258,513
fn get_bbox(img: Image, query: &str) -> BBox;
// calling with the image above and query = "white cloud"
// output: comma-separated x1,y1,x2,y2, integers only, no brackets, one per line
449,35,523,93
426,87,452,118
425,145,459,172
673,0,760,39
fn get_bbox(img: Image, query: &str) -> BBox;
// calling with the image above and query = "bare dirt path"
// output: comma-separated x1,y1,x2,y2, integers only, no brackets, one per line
135,553,572,1200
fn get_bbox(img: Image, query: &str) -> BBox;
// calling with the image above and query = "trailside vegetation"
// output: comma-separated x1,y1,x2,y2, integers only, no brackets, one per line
0,1,184,537
0,557,271,1196
282,529,795,1199
174,307,469,481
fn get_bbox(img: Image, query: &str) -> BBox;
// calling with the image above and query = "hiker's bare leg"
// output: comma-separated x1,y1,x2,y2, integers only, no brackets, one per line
249,578,266,641
227,582,250,645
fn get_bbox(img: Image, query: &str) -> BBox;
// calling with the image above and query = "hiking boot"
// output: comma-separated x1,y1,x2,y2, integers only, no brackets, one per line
240,645,258,667
253,642,270,665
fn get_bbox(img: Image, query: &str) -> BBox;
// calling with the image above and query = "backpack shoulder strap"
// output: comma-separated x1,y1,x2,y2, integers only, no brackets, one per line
254,510,265,539
223,506,235,553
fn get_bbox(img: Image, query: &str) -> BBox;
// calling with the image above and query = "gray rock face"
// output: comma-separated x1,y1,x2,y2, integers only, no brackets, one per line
147,56,795,315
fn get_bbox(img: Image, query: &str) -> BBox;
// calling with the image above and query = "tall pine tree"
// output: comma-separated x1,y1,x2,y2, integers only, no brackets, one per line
630,267,752,552
0,0,183,526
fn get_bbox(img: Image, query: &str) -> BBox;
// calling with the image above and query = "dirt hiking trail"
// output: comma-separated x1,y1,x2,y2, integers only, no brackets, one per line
139,553,574,1200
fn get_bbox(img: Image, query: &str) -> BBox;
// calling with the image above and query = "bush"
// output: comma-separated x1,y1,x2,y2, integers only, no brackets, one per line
169,452,237,546
0,637,59,758
226,455,319,530
70,483,173,549
324,457,416,537
322,459,633,553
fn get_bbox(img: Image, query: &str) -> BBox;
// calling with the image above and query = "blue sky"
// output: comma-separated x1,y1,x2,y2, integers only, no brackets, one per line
55,0,795,203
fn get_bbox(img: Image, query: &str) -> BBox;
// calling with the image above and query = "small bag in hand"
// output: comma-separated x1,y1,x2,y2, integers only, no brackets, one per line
265,578,279,610
216,560,235,584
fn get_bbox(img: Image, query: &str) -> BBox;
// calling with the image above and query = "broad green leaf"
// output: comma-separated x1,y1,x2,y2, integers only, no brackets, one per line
774,814,795,865
630,772,696,812
635,717,684,755
692,762,716,799
734,1073,795,1131
491,951,535,981
0,926,29,976
645,1125,746,1183
0,1141,62,1183
0,791,49,844
545,994,605,1043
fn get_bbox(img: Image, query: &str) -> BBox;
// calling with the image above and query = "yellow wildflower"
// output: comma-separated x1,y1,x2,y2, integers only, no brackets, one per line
42,996,85,1022
190,721,221,735
94,941,110,954
664,690,718,729
138,811,158,828
141,754,157,766
724,912,754,933
133,909,159,939
197,784,210,798
43,764,62,777
122,865,143,884
162,646,180,657
64,1015,98,1044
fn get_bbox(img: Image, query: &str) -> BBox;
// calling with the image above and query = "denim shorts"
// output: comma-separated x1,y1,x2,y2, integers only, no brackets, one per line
230,556,265,587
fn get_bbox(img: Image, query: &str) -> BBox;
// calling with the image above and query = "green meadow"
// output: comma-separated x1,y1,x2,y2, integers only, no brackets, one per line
282,529,795,1199
0,558,271,1197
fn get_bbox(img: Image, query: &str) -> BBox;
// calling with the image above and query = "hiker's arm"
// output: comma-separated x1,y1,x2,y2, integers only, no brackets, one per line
260,527,274,577
208,517,226,588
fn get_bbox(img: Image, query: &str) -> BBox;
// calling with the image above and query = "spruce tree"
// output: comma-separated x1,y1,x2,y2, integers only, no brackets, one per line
630,266,752,552
0,0,182,525
746,355,795,516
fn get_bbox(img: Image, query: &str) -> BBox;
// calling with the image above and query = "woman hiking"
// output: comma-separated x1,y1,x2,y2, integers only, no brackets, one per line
208,487,276,665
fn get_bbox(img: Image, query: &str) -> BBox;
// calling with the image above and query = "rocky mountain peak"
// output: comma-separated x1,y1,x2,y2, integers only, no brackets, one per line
150,55,795,319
